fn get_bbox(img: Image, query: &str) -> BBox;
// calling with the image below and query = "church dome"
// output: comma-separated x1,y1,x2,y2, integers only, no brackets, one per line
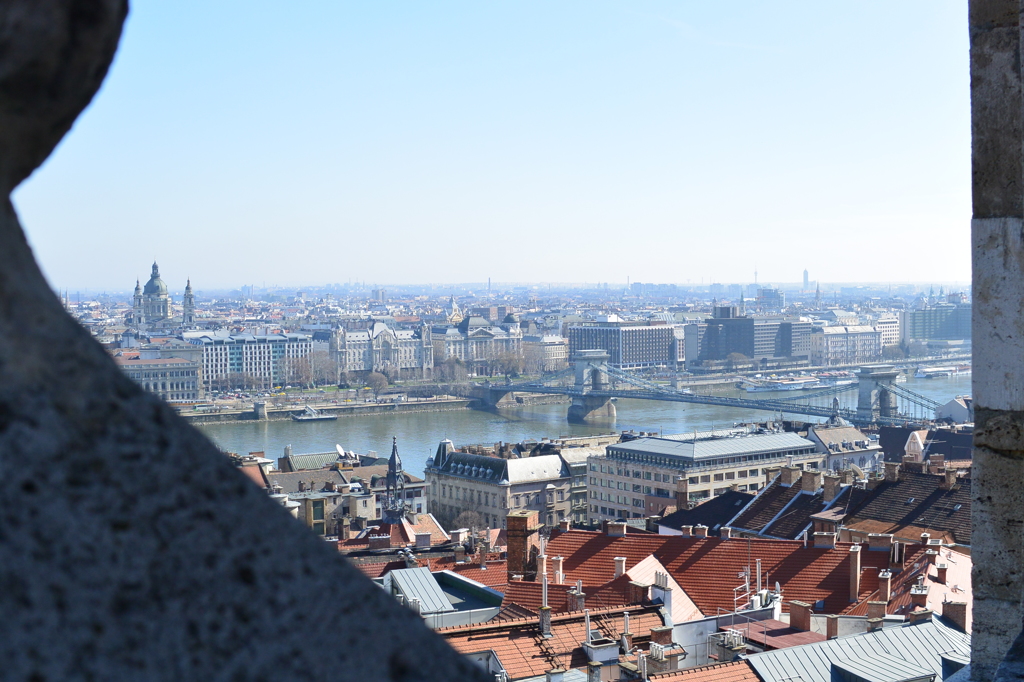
143,262,168,296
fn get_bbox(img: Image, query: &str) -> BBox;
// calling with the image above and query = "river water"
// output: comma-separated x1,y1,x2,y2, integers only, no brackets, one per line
197,373,972,480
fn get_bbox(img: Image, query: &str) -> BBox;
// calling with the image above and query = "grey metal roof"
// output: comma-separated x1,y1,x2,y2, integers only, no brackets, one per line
287,453,340,471
387,567,454,615
505,455,569,483
831,652,933,682
745,618,968,682
609,432,815,461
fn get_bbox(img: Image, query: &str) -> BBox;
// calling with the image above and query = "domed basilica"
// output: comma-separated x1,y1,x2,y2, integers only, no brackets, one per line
130,262,195,330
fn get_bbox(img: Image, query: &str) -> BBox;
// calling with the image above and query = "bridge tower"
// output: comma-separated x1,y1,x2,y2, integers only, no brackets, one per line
856,365,900,423
567,349,617,423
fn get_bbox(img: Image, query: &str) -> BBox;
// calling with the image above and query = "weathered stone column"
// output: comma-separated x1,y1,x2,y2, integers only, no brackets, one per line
0,2,485,681
970,1,1024,678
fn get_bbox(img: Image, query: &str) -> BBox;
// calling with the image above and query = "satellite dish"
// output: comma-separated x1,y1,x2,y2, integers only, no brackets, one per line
775,581,781,594
851,464,865,479
336,444,345,456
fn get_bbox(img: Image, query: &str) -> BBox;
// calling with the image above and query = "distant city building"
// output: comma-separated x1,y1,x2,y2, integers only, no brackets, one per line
756,287,787,310
522,334,569,373
431,316,522,374
684,315,811,369
327,322,433,379
567,321,681,369
810,325,882,366
185,332,312,390
874,315,900,348
114,354,203,403
588,430,823,522
900,305,971,344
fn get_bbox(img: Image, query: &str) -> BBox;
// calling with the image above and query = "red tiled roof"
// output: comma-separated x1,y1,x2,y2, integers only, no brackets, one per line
544,530,890,615
430,557,510,590
441,605,665,681
649,660,759,682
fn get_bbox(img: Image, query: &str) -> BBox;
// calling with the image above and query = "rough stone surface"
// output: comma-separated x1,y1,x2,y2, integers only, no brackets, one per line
0,2,487,681
971,3,1024,678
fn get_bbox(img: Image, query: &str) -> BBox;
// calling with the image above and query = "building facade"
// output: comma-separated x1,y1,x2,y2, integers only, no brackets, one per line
684,316,812,368
874,315,900,348
810,325,882,366
899,305,971,344
567,322,681,369
424,440,572,529
186,332,312,390
432,317,523,375
522,334,569,373
587,431,824,522
114,355,203,403
131,262,171,329
330,322,433,379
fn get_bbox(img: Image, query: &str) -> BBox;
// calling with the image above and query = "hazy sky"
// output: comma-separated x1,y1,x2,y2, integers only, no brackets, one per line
13,1,970,291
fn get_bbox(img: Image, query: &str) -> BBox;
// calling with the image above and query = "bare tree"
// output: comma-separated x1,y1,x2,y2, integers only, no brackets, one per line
452,510,484,532
493,352,524,382
365,371,388,400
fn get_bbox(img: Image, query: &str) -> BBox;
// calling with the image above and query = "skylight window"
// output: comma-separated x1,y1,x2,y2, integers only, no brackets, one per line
906,497,916,504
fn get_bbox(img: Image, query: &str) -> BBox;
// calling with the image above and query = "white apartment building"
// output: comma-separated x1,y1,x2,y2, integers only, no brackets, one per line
185,332,312,390
810,326,882,366
875,315,900,348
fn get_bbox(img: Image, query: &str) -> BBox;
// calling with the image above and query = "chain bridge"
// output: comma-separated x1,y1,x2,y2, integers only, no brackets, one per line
482,350,940,427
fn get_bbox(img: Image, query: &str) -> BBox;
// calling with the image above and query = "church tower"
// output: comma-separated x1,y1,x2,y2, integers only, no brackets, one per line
183,279,196,326
132,279,145,328
383,437,407,522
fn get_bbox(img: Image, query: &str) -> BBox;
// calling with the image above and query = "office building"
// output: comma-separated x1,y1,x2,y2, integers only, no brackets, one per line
185,332,312,390
567,321,682,369
899,305,971,343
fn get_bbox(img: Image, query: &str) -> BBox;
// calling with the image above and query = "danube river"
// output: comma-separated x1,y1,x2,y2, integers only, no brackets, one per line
197,373,972,480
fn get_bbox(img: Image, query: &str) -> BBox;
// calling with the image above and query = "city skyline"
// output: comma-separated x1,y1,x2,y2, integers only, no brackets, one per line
16,1,968,289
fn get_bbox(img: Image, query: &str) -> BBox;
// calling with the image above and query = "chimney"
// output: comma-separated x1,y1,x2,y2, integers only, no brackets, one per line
942,601,968,632
546,669,565,682
721,527,733,539
920,532,930,546
929,454,945,472
826,614,839,640
614,556,627,579
649,626,673,645
454,545,466,562
849,545,862,602
568,585,586,612
368,534,391,550
868,533,893,552
621,612,633,653
607,521,627,537
587,662,602,682
678,525,693,537
551,556,565,584
839,469,854,485
814,532,837,549
779,466,801,487
558,519,571,532
941,469,958,490
790,601,812,631
910,583,929,608
867,617,884,632
693,524,708,538
506,510,539,577
340,516,351,540
765,466,782,485
823,474,840,503
415,532,432,549
801,469,823,493
867,601,887,620
908,609,933,624
936,563,948,584
925,549,939,565
628,581,648,605
538,555,548,578
884,462,900,482
539,605,552,637
675,475,689,510
878,570,893,602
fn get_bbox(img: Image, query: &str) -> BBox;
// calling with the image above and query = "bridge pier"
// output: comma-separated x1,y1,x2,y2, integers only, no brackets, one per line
856,365,899,423
567,395,617,423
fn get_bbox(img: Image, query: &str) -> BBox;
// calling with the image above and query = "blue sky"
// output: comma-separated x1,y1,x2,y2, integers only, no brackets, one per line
13,1,970,291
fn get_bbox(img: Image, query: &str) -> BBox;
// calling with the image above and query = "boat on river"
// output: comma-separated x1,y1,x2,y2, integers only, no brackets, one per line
744,377,822,392
291,405,338,422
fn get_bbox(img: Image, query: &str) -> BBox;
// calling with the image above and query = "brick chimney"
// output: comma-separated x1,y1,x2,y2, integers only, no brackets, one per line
587,662,602,682
790,601,812,631
765,466,782,486
551,556,565,584
678,525,692,537
649,626,673,645
814,532,836,549
607,521,627,537
867,601,887,620
908,609,932,624
884,462,900,482
878,570,893,602
558,519,571,532
838,469,854,486
867,617,884,632
340,516,351,540
910,583,929,608
928,454,945,473
675,475,689,510
849,545,862,602
941,469,958,490
936,563,948,584
868,533,893,552
721,527,733,539
826,614,839,640
568,585,586,612
823,474,840,503
925,549,938,565
693,524,708,538
801,469,823,493
539,605,552,637
942,601,968,632
454,545,466,562
920,532,930,546
779,466,801,487
506,510,540,577
368,533,391,550
628,581,648,605
614,556,627,579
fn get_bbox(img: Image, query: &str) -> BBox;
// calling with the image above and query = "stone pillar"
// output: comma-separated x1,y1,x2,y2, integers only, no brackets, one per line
970,1,1024,677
